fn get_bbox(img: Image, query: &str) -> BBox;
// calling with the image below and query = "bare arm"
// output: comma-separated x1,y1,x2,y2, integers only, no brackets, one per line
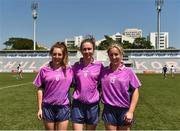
125,88,139,122
129,88,139,113
37,88,43,120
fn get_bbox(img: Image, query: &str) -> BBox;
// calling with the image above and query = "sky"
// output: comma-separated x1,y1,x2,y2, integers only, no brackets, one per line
0,0,180,49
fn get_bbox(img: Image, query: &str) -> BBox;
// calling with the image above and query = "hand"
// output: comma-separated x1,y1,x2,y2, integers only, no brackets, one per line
37,109,43,120
124,111,133,125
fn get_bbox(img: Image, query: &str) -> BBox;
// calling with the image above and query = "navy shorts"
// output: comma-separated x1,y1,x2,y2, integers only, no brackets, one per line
71,100,100,125
102,104,133,126
42,103,70,122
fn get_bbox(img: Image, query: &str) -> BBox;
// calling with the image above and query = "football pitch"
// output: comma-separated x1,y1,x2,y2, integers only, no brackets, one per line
0,73,180,130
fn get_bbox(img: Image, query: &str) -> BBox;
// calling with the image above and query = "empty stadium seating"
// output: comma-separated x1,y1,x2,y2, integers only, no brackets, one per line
0,50,180,73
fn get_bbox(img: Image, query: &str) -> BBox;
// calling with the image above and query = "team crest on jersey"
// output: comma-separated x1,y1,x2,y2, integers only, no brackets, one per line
83,70,89,77
110,76,116,83
55,76,60,81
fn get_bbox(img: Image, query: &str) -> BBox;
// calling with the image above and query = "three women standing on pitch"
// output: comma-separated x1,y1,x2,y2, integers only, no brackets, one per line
100,44,141,130
71,36,103,130
33,42,73,130
33,39,141,130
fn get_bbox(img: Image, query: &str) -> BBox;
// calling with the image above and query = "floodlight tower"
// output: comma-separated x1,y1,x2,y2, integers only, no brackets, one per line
155,0,163,49
31,2,38,50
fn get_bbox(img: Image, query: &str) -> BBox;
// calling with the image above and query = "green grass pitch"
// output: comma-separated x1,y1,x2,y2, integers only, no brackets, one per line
0,73,180,130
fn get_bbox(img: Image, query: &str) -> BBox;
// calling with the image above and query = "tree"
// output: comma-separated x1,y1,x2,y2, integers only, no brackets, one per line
133,37,153,49
97,35,135,49
167,47,176,49
3,37,33,50
97,35,116,50
3,37,35,50
12,38,33,50
95,36,153,50
3,38,14,49
122,40,133,49
67,44,79,50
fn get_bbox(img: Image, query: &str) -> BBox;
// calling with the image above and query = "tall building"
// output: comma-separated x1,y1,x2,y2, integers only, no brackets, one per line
148,32,169,49
65,35,83,47
96,32,134,46
123,28,142,39
111,32,134,43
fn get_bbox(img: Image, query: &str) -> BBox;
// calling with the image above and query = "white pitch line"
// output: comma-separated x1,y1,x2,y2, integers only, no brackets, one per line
0,82,32,90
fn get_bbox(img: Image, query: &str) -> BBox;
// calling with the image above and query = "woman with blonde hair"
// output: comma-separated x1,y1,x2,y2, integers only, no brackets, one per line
33,42,73,130
101,43,141,130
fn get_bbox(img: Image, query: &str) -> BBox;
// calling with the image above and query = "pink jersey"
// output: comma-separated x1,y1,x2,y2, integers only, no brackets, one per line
72,59,103,104
101,65,141,108
33,64,73,106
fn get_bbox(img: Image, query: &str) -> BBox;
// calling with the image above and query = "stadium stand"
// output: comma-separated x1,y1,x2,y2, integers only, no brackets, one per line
0,49,180,73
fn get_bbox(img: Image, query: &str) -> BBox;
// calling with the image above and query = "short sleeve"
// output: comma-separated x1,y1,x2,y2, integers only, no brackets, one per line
33,68,44,88
129,68,141,89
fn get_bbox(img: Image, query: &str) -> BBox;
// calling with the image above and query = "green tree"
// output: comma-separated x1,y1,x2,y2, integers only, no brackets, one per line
97,35,135,49
97,35,116,50
3,38,14,49
12,38,33,50
2,37,46,50
3,37,33,50
167,47,176,49
67,44,79,50
97,35,154,50
122,40,132,49
133,37,153,49
36,44,48,50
